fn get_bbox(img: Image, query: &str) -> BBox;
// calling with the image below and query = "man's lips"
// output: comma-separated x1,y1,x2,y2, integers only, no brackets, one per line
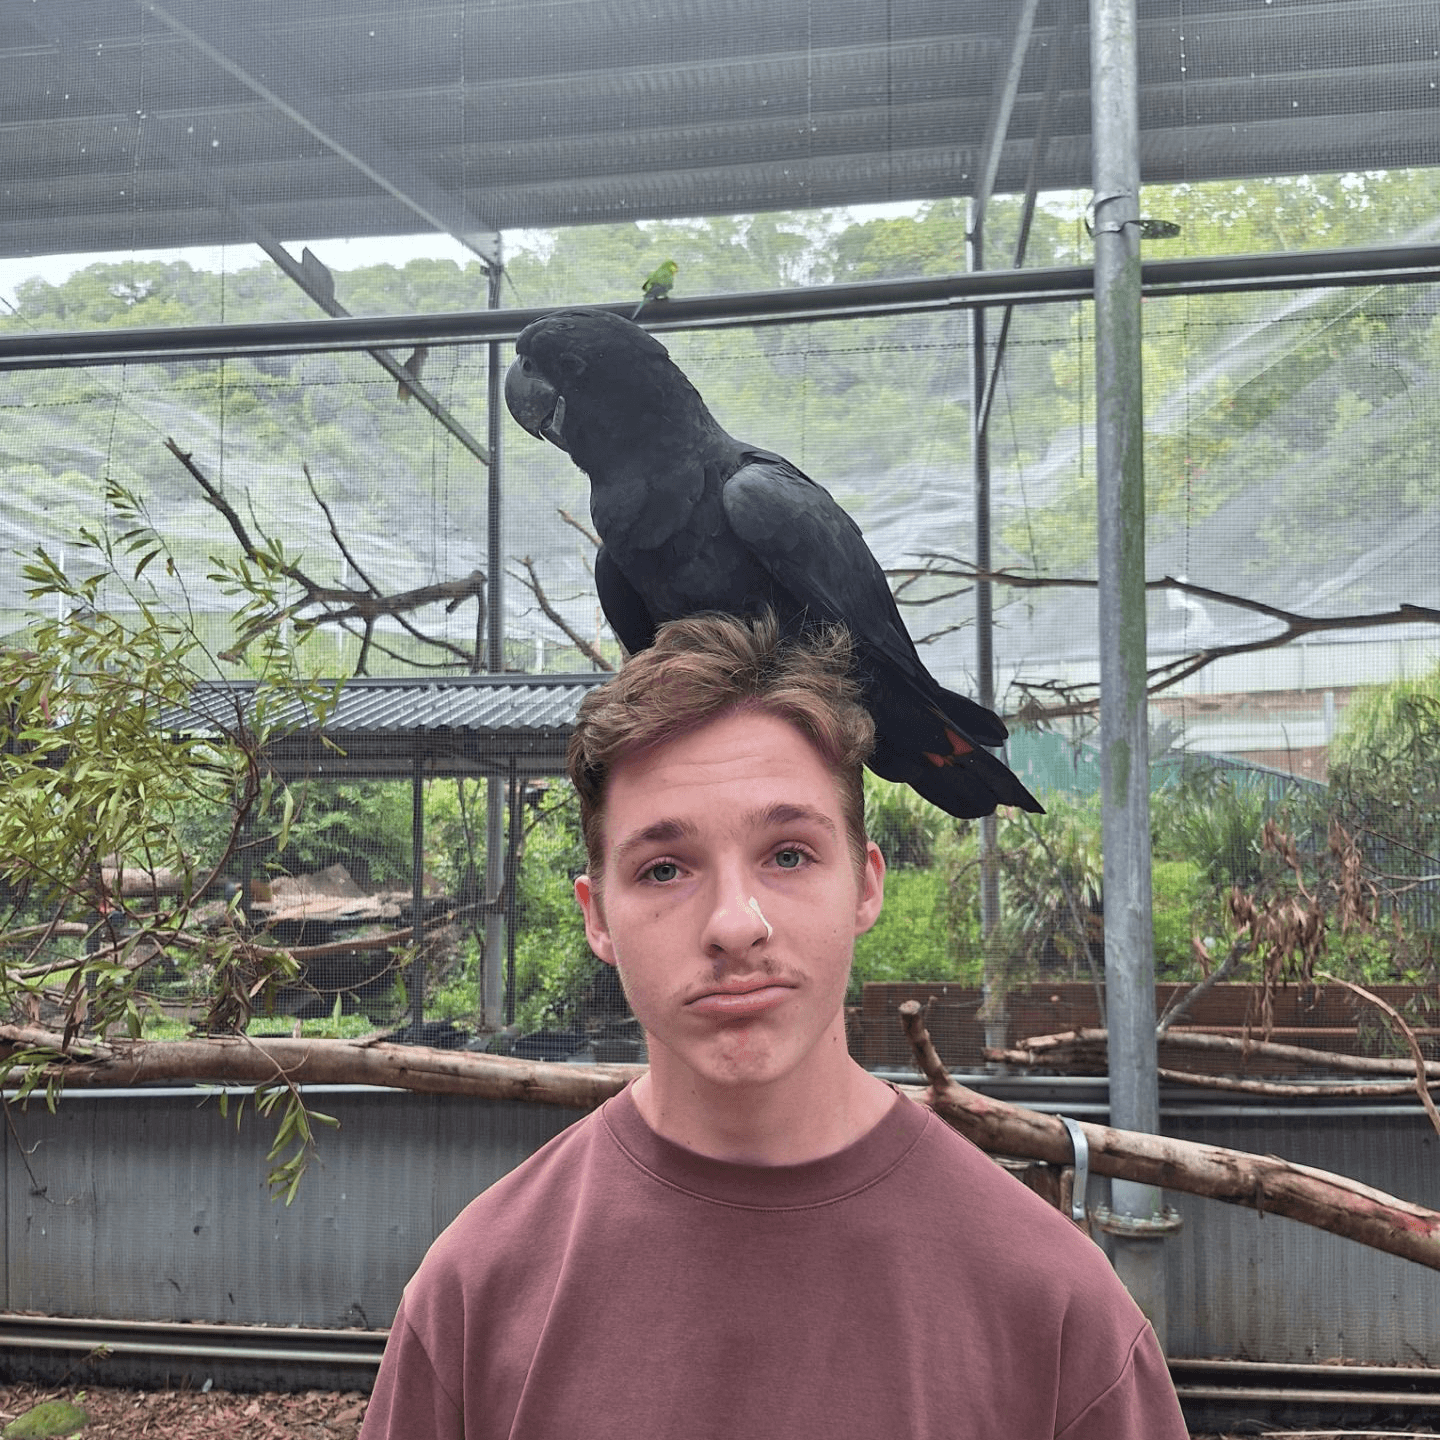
686,984,795,1017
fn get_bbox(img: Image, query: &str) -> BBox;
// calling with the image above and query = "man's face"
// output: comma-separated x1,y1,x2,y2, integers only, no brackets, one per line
574,708,885,1093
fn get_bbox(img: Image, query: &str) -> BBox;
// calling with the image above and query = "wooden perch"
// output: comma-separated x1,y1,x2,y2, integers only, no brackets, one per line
0,1024,644,1110
990,1025,1440,1079
898,1001,1440,1272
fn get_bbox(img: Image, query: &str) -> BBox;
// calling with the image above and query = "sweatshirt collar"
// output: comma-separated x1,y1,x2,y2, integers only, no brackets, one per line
600,1080,929,1210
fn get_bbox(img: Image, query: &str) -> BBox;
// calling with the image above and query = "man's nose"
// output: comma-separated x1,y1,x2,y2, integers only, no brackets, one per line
702,867,771,958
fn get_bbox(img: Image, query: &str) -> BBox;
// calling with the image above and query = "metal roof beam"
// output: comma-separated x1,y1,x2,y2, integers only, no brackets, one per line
137,0,502,268
5,240,1440,371
978,0,1076,441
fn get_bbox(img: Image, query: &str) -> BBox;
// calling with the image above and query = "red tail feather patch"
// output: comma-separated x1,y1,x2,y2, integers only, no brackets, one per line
924,730,976,768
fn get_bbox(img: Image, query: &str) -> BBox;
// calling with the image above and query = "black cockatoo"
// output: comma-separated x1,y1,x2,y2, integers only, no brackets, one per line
504,308,1042,819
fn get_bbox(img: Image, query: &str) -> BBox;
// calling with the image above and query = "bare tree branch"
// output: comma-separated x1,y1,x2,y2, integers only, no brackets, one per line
894,1005,1440,1271
557,507,602,550
164,439,485,672
990,1026,1440,1079
1317,972,1440,1138
887,556,1440,721
1156,935,1250,1037
509,557,614,671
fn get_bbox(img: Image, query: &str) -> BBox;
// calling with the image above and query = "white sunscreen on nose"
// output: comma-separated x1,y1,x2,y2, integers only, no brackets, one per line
747,895,774,941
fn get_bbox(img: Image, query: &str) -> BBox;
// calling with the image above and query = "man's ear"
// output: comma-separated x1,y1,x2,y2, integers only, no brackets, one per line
853,841,885,938
574,873,617,966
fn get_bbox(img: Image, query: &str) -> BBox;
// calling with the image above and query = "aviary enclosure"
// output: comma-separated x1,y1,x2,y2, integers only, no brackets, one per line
1,1,1439,1429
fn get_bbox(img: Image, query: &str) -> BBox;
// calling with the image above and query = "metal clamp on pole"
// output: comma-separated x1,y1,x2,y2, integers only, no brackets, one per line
1058,1115,1089,1224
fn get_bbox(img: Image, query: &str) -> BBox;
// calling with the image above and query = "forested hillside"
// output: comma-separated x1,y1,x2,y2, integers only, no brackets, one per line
2,170,1437,688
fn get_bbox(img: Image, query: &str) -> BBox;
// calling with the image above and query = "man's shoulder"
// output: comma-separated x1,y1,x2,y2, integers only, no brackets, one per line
900,1103,1128,1296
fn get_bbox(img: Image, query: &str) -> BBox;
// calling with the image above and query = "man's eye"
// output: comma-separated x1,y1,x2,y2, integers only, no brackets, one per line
646,861,681,883
774,848,806,869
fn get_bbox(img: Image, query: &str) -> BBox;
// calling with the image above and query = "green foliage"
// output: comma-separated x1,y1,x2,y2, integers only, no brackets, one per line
1150,859,1205,979
275,780,415,888
864,775,949,870
1150,765,1279,890
986,799,1103,980
0,481,340,1200
507,787,596,1034
1329,662,1440,862
1328,663,1440,963
850,859,978,1000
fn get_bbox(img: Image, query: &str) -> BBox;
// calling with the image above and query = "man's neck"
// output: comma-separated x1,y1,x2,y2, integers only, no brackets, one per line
630,1047,897,1166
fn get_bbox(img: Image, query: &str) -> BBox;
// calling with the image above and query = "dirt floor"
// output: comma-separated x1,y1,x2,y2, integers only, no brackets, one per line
0,1384,368,1438
1,1382,1425,1439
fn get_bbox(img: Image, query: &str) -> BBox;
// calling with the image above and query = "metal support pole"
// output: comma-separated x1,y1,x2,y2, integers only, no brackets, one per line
485,258,505,675
505,765,520,1028
1089,0,1175,1345
408,752,426,1037
481,254,508,1029
968,202,1005,1057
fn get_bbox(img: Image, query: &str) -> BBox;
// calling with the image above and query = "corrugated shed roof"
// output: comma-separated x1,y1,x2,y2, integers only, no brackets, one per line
161,672,609,780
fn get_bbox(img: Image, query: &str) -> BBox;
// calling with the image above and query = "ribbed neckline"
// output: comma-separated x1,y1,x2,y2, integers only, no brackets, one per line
600,1081,930,1210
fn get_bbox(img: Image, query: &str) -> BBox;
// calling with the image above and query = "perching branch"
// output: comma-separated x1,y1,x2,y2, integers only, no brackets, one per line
897,1002,1440,1272
988,1026,1440,1079
1317,972,1440,1138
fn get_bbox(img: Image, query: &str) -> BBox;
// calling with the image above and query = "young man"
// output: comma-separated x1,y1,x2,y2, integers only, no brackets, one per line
361,614,1189,1440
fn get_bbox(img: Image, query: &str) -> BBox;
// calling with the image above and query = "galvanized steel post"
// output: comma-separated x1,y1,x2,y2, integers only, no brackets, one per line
483,256,508,1029
1088,0,1174,1345
968,203,1005,1057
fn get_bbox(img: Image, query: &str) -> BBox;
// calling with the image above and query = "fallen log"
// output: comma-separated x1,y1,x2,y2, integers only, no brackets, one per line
991,1025,1440,1079
1153,1069,1437,1099
899,1002,1440,1273
0,1024,644,1111
6,1017,1440,1272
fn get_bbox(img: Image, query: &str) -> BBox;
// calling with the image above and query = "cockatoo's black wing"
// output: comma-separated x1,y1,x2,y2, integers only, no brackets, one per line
722,453,1042,817
594,545,658,657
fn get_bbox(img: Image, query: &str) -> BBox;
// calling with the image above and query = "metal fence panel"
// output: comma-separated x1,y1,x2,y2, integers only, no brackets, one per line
4,1084,1437,1363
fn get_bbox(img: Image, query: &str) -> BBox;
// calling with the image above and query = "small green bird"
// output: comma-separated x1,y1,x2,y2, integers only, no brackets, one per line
397,345,429,403
632,259,678,320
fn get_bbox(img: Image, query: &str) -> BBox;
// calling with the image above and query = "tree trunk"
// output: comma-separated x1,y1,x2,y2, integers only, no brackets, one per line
6,1018,1440,1272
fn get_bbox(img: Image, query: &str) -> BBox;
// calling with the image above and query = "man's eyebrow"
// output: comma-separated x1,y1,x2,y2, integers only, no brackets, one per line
611,817,699,863
745,802,839,838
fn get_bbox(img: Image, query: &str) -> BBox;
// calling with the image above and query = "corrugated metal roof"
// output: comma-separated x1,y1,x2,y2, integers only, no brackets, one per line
160,672,609,780
1,1,1435,261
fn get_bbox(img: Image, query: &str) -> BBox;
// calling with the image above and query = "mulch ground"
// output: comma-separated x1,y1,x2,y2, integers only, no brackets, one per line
0,1384,368,1438
5,1382,1421,1439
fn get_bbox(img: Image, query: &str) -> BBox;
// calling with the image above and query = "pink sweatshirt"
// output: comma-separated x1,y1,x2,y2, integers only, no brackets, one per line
362,1084,1188,1440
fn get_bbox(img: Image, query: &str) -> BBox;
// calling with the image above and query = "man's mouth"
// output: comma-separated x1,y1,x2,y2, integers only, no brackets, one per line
687,984,794,1017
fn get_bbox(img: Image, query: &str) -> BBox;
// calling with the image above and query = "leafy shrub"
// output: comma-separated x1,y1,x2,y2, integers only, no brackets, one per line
850,859,979,1000
1151,859,1206,978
